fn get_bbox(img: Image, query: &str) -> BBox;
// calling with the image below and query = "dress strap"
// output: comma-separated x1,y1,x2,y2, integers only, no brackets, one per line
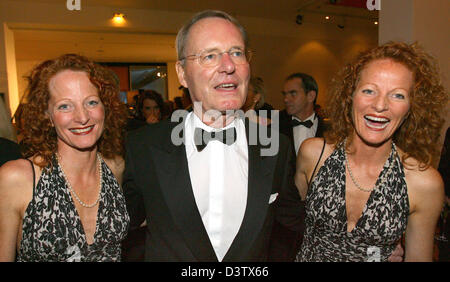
308,138,326,186
24,158,37,259
25,159,36,197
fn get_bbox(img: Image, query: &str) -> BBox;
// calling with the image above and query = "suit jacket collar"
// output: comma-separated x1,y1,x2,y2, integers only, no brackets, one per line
152,117,274,261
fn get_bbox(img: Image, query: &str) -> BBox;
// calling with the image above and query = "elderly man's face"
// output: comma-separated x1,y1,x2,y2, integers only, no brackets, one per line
176,17,250,119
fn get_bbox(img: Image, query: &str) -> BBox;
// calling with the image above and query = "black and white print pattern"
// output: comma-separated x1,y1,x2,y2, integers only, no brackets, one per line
296,143,409,262
17,156,130,262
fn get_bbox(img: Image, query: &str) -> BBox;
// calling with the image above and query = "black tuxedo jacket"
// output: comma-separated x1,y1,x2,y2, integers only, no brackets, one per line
123,118,301,261
267,110,325,261
0,137,22,167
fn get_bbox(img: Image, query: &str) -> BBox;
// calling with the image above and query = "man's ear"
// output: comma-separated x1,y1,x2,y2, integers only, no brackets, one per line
175,61,188,88
307,90,316,103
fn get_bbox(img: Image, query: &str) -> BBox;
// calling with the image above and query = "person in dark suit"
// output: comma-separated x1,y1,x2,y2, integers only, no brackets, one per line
0,137,21,167
123,10,302,261
268,72,324,261
278,73,325,154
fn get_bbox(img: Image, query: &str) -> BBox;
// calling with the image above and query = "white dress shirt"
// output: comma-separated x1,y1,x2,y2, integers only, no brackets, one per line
292,112,318,155
184,112,248,261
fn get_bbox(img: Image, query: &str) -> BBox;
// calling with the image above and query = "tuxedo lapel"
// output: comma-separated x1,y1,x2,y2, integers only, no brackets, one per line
223,119,275,261
279,110,295,146
315,116,325,137
152,121,217,261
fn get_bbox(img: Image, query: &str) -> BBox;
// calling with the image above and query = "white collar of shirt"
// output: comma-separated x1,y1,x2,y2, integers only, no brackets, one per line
291,112,316,123
292,112,318,155
184,111,248,261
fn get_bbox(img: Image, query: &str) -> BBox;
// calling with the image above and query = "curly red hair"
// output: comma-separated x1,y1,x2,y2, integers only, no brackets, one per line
325,42,448,169
18,54,127,168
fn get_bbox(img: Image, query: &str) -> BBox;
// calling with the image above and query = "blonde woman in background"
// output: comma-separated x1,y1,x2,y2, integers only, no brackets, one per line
242,76,272,125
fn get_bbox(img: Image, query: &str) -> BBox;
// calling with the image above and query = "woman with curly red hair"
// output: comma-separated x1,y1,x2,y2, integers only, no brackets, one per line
295,42,448,261
0,54,129,261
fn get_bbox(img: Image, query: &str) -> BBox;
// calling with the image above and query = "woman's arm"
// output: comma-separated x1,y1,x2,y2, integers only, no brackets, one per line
404,166,444,261
0,160,33,261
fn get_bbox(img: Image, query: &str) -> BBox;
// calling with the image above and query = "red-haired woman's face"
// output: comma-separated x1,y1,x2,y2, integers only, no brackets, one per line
352,59,412,146
47,70,105,152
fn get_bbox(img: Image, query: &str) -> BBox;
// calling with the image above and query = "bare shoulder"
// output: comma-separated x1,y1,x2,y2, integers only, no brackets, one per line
405,164,444,195
0,159,35,209
298,138,334,167
401,155,444,212
0,159,34,187
299,138,324,159
103,155,125,183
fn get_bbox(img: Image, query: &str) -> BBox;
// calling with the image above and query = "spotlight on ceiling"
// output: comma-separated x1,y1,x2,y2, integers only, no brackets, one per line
112,13,125,24
296,14,303,25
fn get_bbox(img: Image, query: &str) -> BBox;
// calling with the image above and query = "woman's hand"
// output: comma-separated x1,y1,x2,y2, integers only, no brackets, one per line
146,114,159,124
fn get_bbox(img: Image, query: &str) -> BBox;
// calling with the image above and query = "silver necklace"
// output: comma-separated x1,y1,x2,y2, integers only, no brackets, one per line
56,152,103,208
344,141,395,193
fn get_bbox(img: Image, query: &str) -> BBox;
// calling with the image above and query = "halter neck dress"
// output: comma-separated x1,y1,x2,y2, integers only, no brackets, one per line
296,143,409,262
17,156,129,262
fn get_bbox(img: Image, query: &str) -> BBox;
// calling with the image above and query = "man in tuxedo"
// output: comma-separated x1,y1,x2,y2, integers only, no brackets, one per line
123,10,302,261
279,73,325,154
268,72,324,261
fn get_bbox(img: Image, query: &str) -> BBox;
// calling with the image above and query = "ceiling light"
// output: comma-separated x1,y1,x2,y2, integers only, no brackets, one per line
374,21,379,25
113,13,125,24
325,16,330,20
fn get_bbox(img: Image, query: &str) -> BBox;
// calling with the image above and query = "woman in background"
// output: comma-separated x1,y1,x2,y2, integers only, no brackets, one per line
241,76,272,125
126,90,165,131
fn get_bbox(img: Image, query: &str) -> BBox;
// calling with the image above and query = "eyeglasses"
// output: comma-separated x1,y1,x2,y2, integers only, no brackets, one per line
180,48,252,67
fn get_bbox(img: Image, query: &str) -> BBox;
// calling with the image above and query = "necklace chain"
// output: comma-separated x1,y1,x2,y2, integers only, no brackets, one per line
56,153,103,208
344,141,396,193
345,158,375,192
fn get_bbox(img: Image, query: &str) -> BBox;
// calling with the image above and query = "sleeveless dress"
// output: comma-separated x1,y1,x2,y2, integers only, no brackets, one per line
296,143,409,262
17,156,130,262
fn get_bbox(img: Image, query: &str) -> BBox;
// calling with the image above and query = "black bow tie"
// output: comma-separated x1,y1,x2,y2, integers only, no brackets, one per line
194,127,237,152
291,119,313,128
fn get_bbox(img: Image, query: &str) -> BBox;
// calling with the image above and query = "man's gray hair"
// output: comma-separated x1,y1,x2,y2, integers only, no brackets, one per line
175,10,248,62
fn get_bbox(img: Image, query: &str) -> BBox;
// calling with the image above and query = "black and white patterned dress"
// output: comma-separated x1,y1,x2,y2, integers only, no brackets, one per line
296,143,409,262
17,156,129,262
